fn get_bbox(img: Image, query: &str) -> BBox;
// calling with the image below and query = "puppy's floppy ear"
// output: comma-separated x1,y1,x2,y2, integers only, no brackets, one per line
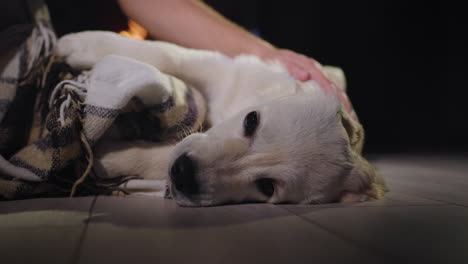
338,109,387,202
323,66,347,91
339,109,364,153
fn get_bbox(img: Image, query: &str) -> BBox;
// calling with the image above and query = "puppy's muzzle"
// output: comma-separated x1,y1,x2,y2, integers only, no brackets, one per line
170,153,199,196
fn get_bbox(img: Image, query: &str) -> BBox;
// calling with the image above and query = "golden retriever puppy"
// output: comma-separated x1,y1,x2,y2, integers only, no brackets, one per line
56,32,386,206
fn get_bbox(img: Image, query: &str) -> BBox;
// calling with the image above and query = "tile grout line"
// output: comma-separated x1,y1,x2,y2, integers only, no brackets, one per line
401,193,468,207
386,189,468,207
413,197,468,208
72,196,98,264
383,191,444,204
279,203,449,210
273,204,401,263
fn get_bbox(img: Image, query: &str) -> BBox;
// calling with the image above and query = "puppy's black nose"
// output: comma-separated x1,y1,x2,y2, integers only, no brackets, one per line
170,153,199,195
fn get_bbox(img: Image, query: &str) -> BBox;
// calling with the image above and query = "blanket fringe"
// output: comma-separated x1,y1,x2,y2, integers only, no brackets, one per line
70,131,93,197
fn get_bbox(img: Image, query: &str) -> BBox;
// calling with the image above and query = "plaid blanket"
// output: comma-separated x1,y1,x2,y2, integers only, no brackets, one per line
0,23,206,200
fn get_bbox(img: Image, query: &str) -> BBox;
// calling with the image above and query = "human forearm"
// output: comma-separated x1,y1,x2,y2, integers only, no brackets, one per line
118,0,336,84
118,0,275,57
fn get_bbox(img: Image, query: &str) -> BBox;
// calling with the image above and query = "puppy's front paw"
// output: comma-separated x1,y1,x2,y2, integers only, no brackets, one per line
55,33,93,69
55,31,117,69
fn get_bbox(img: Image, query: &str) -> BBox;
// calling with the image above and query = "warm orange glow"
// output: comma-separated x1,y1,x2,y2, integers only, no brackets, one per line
119,19,148,40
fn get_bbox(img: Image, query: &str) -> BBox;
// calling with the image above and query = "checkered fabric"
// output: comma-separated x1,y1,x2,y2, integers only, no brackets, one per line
0,23,206,200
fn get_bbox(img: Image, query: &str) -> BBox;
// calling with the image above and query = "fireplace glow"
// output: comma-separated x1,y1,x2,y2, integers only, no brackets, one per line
119,19,148,40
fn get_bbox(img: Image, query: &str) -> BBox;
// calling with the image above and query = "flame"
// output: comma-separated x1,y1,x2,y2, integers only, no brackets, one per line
119,19,148,40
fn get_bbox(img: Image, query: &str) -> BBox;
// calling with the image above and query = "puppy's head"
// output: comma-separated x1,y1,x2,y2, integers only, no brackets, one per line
168,90,386,206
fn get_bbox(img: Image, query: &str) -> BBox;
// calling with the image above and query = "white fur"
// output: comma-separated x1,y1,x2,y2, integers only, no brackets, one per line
56,31,386,206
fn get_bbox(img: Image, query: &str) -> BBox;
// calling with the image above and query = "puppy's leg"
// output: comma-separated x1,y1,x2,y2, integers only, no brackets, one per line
56,31,231,98
94,140,175,181
56,31,182,71
119,179,168,197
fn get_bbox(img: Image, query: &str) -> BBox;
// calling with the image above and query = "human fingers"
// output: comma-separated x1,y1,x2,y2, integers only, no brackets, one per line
280,50,336,93
280,58,311,81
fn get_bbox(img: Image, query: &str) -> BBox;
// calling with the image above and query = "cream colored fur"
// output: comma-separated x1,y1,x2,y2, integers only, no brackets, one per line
56,31,386,206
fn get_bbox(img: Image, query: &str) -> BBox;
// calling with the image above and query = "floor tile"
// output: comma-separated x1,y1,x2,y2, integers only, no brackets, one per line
0,197,95,264
376,192,446,205
279,191,445,213
373,157,468,205
283,204,468,264
77,196,389,264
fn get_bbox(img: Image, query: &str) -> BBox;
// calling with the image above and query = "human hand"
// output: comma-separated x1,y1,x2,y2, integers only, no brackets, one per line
260,48,337,93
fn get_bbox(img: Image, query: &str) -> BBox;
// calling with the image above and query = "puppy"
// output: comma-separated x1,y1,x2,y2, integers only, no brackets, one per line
56,31,386,206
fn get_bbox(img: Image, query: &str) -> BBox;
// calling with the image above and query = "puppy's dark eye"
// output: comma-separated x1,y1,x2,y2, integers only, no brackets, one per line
244,111,259,137
256,178,275,197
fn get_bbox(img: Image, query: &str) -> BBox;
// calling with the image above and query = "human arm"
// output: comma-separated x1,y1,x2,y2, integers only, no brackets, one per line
117,0,335,88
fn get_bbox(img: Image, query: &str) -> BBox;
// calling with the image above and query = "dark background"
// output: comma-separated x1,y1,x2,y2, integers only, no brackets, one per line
204,0,468,154
47,0,467,154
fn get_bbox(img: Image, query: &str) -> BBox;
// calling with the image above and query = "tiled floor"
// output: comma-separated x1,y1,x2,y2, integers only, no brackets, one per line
1,154,467,264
